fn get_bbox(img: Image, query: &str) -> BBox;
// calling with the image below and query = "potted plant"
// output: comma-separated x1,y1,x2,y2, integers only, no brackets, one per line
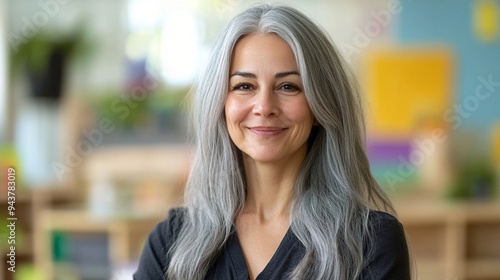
9,26,90,101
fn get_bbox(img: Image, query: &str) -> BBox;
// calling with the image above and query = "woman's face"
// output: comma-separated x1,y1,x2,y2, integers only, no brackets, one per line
225,33,315,165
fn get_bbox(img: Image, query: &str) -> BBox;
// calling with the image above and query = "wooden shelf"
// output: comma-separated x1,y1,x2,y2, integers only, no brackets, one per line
466,259,500,279
35,208,163,280
415,260,447,280
396,199,500,280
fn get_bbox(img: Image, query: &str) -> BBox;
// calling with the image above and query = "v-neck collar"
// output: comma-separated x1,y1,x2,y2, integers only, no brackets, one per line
227,227,297,280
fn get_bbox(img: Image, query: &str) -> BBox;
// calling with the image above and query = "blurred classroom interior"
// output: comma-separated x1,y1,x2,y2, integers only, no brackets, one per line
0,0,500,279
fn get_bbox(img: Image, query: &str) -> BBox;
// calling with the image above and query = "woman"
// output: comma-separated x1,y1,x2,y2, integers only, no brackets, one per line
134,4,410,280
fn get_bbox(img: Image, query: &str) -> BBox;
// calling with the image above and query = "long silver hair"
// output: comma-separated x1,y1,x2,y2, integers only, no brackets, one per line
167,4,393,280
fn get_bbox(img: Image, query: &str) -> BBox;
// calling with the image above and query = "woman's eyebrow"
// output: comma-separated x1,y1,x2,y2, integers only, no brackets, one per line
230,71,256,78
229,70,300,78
275,70,300,78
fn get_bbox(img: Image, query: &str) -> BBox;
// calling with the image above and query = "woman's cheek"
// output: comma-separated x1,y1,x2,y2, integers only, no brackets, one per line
226,97,250,124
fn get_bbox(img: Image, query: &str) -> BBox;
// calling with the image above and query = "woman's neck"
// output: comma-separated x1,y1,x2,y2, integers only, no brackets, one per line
241,152,304,223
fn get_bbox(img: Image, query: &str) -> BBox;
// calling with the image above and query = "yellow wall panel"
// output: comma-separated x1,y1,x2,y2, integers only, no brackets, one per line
362,49,454,137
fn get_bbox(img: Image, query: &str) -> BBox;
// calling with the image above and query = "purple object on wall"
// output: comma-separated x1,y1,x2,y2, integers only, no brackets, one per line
367,140,412,164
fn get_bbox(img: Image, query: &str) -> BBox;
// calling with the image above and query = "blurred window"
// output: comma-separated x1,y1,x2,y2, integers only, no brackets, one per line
127,0,204,87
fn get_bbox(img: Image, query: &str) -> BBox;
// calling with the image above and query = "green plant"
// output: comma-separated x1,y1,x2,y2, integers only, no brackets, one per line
9,25,91,77
446,158,497,200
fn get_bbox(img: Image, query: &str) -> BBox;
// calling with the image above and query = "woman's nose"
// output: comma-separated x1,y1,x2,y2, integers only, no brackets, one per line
252,88,279,117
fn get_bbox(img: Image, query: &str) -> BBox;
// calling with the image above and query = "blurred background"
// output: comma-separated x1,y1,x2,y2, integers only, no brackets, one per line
0,0,499,279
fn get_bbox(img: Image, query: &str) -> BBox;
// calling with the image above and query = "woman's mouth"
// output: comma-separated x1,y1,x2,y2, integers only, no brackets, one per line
248,126,287,137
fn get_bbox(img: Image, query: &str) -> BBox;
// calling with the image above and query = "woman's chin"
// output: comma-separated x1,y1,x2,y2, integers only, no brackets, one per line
243,151,283,164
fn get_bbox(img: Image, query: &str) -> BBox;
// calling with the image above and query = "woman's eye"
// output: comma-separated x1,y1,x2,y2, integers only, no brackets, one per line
232,83,253,91
279,83,301,93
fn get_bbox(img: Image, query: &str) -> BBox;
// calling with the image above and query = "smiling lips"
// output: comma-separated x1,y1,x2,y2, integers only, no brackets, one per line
248,126,287,137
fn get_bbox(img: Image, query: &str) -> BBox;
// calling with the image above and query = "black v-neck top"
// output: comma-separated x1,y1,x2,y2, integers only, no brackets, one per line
134,208,410,280
207,225,304,280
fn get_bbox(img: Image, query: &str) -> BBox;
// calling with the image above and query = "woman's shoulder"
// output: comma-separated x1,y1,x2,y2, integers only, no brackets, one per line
367,210,401,229
133,207,186,280
158,207,186,236
362,210,410,280
148,207,186,244
366,210,407,251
